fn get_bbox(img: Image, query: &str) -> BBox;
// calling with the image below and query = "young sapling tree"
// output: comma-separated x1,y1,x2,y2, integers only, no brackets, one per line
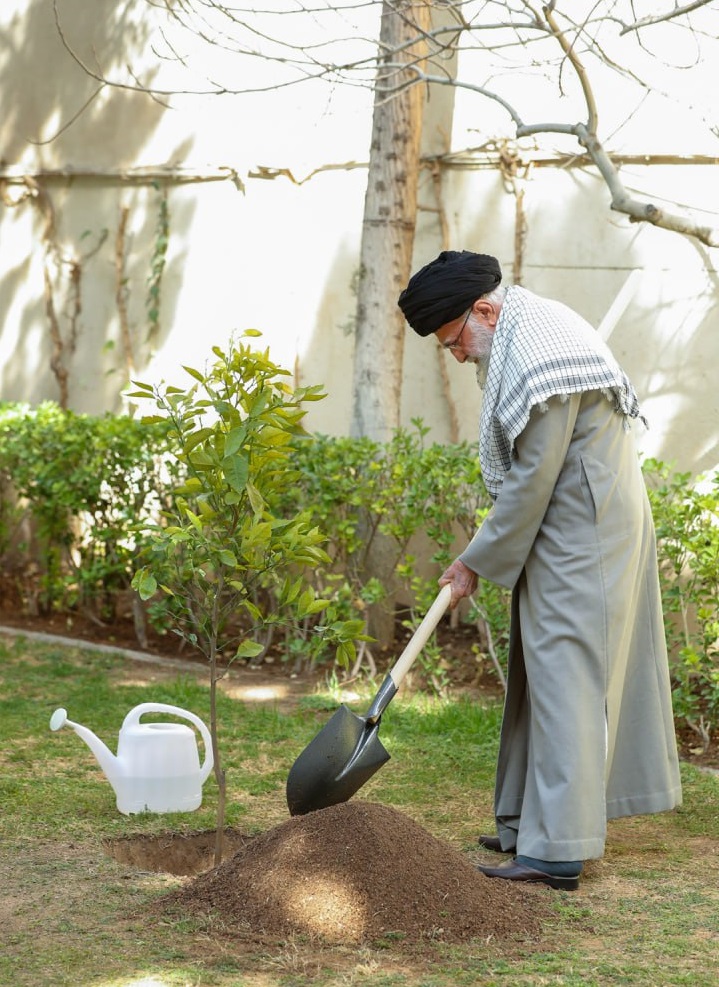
129,332,359,862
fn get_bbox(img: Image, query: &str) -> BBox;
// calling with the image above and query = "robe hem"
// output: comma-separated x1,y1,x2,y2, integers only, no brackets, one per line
606,787,683,819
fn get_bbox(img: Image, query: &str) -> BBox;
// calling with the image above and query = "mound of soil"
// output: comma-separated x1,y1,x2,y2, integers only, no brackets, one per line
160,801,549,946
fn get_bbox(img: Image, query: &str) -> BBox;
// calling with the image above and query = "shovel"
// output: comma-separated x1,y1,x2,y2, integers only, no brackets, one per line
286,584,452,815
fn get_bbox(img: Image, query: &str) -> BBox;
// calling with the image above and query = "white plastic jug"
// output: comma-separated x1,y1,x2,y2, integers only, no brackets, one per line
50,702,214,814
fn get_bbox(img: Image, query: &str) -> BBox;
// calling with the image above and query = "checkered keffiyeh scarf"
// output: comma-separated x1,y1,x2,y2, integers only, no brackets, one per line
479,286,645,499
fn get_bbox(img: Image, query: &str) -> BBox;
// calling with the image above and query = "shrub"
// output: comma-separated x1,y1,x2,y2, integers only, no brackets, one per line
643,459,719,748
0,402,176,624
0,396,715,744
283,421,507,689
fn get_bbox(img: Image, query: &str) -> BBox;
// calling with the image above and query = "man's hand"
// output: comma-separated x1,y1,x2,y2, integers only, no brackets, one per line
439,558,478,609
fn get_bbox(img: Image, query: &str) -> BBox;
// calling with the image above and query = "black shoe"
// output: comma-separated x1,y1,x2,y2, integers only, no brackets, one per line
477,834,515,853
477,859,580,891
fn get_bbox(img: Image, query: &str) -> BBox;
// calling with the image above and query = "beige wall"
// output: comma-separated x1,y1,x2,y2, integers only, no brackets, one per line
1,2,718,477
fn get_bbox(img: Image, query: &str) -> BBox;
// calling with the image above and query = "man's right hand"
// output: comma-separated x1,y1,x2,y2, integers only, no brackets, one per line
439,558,478,609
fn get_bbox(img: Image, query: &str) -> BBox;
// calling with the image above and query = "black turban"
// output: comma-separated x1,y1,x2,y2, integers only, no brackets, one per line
398,250,502,336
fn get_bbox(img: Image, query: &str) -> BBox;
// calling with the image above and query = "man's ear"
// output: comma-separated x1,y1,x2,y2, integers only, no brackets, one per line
473,299,498,327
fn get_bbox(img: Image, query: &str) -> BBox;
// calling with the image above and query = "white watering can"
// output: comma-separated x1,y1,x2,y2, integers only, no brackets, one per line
50,703,214,815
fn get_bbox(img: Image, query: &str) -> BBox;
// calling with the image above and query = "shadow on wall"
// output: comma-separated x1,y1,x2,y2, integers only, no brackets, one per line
456,167,719,476
619,261,719,475
0,0,194,413
0,0,162,163
518,169,719,475
0,179,195,414
298,236,361,437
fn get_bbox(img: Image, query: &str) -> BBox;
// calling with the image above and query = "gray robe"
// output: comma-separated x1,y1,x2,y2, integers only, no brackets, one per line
460,389,682,861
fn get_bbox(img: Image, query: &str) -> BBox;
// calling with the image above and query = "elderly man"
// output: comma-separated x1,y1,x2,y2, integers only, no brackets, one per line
398,250,682,891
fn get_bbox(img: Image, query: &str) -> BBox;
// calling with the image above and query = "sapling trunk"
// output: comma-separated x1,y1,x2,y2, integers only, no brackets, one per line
209,645,226,867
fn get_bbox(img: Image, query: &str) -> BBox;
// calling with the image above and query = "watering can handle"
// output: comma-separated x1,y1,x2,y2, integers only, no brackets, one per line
121,703,214,783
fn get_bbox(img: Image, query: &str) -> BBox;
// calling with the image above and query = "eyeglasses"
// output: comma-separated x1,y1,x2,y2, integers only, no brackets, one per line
442,307,472,350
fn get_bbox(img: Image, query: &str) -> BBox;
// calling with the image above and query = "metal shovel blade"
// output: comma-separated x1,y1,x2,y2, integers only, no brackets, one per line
286,703,390,816
285,585,452,816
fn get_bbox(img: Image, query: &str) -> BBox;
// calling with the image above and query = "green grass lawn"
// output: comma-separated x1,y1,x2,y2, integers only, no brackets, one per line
1,632,718,987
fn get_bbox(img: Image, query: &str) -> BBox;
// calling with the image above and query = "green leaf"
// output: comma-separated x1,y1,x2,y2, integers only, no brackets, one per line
295,588,315,618
242,600,263,621
185,448,216,469
184,508,204,531
297,384,326,402
183,428,213,453
336,640,355,668
224,426,247,457
223,454,250,493
246,481,264,514
244,521,272,547
131,569,158,601
176,477,203,493
282,577,304,605
197,499,216,518
235,639,265,659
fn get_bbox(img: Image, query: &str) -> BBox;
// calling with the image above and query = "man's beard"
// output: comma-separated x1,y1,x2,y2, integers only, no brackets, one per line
464,321,494,388
475,357,490,389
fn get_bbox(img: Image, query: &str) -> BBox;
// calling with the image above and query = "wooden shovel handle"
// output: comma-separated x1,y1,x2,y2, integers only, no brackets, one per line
388,584,452,689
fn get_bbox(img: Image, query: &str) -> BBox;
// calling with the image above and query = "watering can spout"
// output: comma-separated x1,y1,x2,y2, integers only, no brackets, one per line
49,707,124,792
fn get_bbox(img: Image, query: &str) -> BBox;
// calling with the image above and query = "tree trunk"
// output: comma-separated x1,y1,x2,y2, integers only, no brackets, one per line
350,1,430,650
350,0,430,443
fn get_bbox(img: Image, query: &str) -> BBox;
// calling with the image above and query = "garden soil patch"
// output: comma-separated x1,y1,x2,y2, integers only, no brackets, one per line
154,801,549,946
104,827,253,876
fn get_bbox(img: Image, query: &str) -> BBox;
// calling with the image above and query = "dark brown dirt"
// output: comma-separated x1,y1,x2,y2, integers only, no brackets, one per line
156,801,549,947
104,828,252,876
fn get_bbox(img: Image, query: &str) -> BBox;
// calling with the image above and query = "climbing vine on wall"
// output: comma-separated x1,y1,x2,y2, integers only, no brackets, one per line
0,177,108,407
146,182,169,347
0,176,170,406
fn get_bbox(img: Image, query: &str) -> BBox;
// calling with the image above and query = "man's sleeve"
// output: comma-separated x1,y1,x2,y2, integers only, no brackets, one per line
459,392,581,588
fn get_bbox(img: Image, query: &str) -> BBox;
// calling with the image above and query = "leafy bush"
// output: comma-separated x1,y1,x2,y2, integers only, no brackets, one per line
281,438,719,727
0,402,176,623
0,396,716,745
283,421,508,688
643,459,719,747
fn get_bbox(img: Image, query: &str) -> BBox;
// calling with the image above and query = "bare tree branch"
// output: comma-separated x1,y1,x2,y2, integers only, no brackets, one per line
576,124,719,246
542,3,598,133
50,0,719,247
27,84,107,146
406,3,719,247
619,0,715,36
